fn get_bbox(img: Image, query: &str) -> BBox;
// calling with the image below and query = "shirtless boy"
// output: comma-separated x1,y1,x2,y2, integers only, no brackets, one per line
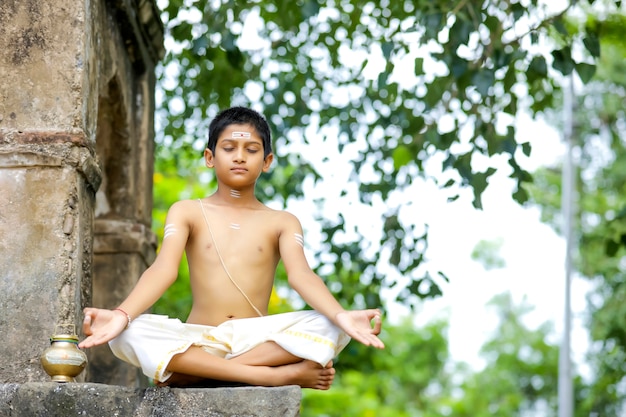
79,106,384,390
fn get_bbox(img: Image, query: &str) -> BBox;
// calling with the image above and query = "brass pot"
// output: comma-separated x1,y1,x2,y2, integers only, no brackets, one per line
40,325,87,382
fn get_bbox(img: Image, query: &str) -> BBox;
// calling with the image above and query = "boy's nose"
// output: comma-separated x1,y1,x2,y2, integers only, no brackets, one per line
234,148,245,162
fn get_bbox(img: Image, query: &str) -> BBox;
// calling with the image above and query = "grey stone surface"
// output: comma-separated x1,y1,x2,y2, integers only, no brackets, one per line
0,383,301,417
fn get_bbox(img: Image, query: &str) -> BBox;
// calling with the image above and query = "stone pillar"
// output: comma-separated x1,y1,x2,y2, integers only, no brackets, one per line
87,0,164,386
0,0,163,384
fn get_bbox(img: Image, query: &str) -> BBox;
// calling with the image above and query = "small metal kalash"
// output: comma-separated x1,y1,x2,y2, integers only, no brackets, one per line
40,324,88,382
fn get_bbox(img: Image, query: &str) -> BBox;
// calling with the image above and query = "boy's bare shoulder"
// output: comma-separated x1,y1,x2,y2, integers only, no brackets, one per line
263,207,302,229
165,199,202,220
168,199,200,212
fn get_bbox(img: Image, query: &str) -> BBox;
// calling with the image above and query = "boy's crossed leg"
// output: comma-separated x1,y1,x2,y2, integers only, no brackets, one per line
160,341,335,390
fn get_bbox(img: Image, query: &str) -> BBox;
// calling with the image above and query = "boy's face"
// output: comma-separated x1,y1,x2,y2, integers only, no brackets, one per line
204,123,273,185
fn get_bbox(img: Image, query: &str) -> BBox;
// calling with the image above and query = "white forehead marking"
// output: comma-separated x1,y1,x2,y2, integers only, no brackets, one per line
230,189,241,198
294,233,304,247
164,224,177,239
230,223,241,230
231,131,251,139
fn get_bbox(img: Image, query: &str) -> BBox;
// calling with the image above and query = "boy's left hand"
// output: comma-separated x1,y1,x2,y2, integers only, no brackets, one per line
336,309,385,349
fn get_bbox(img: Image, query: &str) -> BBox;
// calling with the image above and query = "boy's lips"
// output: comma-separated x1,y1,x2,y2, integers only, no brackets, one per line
231,167,247,173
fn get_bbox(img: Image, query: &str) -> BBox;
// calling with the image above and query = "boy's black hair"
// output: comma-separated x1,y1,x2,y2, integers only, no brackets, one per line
207,106,273,157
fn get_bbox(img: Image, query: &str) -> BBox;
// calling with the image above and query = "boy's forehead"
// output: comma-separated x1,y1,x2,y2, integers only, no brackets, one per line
220,124,259,139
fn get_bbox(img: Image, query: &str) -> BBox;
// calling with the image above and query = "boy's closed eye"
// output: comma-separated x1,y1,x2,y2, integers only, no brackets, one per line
221,146,260,153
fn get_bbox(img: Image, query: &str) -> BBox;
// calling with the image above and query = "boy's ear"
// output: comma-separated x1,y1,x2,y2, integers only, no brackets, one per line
262,153,274,172
204,148,215,168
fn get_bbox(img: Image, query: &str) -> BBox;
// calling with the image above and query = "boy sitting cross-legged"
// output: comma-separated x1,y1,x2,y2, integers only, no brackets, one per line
79,106,384,389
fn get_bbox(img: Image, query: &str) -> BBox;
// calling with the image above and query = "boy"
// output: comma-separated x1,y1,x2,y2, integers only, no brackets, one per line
79,106,384,390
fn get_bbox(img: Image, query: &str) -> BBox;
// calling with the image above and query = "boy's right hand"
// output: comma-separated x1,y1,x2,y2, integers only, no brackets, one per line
78,307,128,349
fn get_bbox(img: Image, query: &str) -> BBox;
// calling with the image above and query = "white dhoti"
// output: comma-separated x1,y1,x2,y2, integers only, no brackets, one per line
109,310,351,382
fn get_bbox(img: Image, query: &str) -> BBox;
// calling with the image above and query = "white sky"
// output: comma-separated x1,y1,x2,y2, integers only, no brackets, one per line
415,112,591,372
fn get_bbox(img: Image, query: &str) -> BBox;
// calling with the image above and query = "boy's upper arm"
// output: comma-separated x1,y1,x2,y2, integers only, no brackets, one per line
278,212,312,276
153,200,192,271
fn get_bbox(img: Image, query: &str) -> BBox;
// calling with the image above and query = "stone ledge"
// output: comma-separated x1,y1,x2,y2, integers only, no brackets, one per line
0,383,301,417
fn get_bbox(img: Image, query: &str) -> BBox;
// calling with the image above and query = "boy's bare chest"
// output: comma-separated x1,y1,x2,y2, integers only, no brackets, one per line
210,227,276,257
193,211,280,259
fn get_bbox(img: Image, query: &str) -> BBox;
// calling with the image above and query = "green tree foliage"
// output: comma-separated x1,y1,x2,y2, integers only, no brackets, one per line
457,293,559,415
301,317,450,416
471,237,506,270
145,3,622,415
526,5,626,415
445,293,590,417
154,0,610,311
297,293,587,416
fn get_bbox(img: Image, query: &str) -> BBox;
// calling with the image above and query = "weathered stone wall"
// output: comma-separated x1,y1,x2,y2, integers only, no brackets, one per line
0,0,101,383
0,0,162,384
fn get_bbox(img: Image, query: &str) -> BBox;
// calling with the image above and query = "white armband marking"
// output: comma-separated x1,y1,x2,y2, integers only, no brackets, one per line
294,233,304,247
164,224,177,239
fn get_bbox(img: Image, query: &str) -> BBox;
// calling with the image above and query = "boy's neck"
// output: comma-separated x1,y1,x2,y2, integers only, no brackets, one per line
212,186,258,206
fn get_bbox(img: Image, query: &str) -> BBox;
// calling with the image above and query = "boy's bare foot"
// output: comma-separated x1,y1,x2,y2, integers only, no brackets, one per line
279,360,335,390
